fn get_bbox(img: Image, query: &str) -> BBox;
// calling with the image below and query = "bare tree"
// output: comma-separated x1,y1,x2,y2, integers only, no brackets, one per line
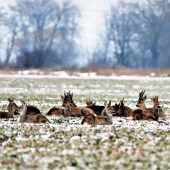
130,0,170,68
11,0,80,68
95,1,136,67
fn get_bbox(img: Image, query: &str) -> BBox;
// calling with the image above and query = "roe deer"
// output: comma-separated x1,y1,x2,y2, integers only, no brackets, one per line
17,100,50,123
136,90,166,118
61,90,104,116
151,96,166,117
131,96,161,121
64,103,96,117
101,101,114,116
46,107,64,116
85,99,96,106
8,98,41,115
61,90,77,107
81,101,113,125
0,98,15,118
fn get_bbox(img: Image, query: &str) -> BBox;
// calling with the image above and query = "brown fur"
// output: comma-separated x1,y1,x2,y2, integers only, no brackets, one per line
101,101,114,116
151,96,166,117
18,101,50,123
46,107,64,116
136,91,166,118
85,99,96,106
0,98,16,119
61,90,76,107
81,114,112,125
131,96,161,121
63,104,95,117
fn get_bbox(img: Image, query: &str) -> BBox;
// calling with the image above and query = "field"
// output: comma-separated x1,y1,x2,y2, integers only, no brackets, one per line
0,73,170,169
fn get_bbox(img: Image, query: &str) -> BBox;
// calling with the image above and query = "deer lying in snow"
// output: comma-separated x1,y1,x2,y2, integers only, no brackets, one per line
136,90,166,117
17,100,50,123
0,98,15,118
81,101,114,125
131,96,161,121
8,98,41,115
63,102,96,117
61,90,104,116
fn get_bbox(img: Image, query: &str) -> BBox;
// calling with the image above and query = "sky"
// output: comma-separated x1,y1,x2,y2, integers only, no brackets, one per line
0,0,114,49
0,0,119,65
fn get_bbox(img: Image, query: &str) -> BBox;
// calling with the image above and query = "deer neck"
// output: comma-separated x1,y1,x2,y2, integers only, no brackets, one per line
141,103,146,109
106,113,113,125
7,109,14,118
19,107,27,123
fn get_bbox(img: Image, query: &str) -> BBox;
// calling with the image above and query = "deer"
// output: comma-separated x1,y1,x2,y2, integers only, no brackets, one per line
61,90,77,108
8,98,41,115
0,98,15,118
16,100,50,123
46,107,64,116
81,101,114,125
112,98,132,117
136,90,166,117
61,90,104,116
85,99,96,106
131,96,161,121
151,96,166,117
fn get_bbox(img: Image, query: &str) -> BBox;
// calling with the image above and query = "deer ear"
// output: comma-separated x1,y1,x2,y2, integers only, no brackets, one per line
61,95,64,101
119,103,121,108
71,92,73,97
143,95,147,101
108,101,111,106
104,101,107,106
93,102,96,105
21,100,25,105
8,98,11,102
64,91,66,96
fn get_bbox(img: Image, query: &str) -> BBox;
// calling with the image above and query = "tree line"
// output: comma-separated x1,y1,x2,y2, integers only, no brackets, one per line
0,0,170,69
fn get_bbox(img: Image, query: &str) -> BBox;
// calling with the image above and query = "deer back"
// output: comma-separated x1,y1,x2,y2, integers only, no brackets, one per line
81,114,95,125
46,107,64,116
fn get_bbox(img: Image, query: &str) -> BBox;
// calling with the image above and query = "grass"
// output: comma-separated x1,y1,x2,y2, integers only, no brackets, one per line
0,75,170,169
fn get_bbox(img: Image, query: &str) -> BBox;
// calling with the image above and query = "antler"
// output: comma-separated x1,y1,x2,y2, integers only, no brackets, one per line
139,90,145,99
120,98,124,107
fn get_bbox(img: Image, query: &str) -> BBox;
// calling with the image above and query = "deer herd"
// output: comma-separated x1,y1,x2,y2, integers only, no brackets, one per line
0,90,166,125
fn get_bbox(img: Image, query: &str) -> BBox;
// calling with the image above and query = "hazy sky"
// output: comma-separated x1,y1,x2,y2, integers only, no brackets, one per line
0,0,115,49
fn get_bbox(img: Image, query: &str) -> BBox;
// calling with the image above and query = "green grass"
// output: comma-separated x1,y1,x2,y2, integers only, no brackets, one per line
0,76,170,169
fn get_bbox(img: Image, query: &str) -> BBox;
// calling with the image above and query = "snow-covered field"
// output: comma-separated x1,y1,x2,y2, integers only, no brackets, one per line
0,72,170,169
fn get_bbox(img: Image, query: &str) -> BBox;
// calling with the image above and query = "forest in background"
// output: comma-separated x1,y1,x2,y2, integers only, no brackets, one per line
0,0,170,69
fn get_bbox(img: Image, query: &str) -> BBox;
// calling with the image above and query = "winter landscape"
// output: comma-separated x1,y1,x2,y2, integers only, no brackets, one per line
0,71,170,169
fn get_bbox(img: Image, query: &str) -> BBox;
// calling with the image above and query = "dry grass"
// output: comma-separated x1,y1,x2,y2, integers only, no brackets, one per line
0,65,170,76
96,69,113,76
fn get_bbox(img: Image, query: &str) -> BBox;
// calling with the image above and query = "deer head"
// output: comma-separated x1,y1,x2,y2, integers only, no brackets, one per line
61,90,76,107
104,101,115,116
86,99,96,106
112,102,122,116
17,100,27,116
151,96,161,109
8,98,17,112
136,90,147,109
